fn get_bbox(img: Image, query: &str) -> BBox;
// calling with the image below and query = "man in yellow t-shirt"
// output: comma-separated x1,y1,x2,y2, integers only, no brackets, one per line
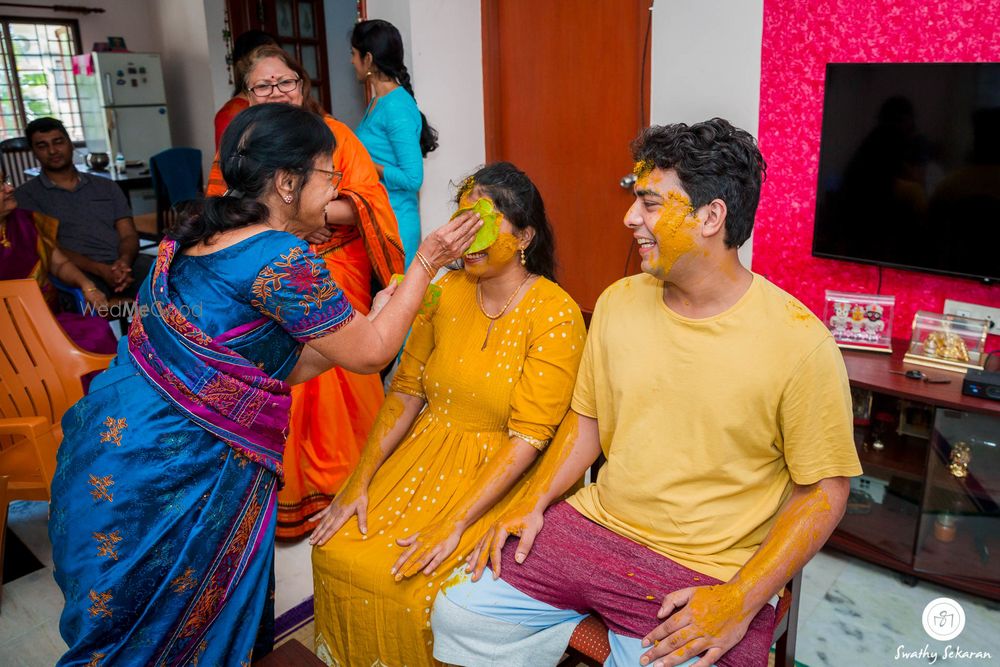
432,119,862,667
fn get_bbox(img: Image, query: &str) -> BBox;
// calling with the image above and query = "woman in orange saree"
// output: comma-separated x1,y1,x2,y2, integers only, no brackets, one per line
207,45,405,539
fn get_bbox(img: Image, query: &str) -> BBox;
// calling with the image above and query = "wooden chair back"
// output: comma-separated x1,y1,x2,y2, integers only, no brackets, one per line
0,138,39,188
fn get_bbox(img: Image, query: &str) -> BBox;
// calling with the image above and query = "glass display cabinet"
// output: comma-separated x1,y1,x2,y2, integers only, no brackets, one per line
914,409,999,586
832,345,1000,601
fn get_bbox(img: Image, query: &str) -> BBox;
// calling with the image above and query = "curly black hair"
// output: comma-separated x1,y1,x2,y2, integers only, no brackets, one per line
631,118,766,249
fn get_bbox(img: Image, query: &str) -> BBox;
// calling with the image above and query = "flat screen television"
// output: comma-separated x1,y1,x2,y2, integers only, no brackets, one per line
813,63,1000,283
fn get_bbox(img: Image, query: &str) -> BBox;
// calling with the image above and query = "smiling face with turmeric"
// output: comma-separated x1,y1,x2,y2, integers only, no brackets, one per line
624,167,703,281
456,186,522,277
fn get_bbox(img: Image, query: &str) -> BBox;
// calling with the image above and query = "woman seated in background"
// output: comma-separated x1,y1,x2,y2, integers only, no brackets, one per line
351,18,439,266
1,168,116,355
213,29,276,149
310,162,587,667
49,103,480,665
207,45,407,540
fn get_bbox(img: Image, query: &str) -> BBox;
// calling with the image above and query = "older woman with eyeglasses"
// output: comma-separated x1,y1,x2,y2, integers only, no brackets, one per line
49,103,482,665
207,45,409,540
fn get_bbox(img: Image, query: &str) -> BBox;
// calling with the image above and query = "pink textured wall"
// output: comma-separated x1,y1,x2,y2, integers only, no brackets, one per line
754,0,1000,349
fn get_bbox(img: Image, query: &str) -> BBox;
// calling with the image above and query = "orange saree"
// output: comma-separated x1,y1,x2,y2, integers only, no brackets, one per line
208,114,405,539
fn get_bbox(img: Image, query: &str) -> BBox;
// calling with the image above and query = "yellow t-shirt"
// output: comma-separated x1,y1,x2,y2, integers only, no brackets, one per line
567,273,862,583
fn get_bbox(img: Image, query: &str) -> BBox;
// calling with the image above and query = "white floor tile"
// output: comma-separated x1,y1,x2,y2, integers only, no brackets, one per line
794,550,1000,666
6,507,1000,667
2,619,67,666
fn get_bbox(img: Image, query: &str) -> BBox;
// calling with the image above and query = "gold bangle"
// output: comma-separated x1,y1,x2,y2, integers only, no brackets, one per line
416,251,434,276
84,287,100,293
414,251,436,280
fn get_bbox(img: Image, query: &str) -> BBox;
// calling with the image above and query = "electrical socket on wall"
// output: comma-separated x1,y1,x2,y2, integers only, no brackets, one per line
943,299,1000,333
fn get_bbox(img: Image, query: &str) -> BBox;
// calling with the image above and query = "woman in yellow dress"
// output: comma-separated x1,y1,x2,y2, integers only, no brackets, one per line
310,162,586,666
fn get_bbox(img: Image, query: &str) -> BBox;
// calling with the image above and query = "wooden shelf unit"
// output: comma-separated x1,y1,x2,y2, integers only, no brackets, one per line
835,342,1000,601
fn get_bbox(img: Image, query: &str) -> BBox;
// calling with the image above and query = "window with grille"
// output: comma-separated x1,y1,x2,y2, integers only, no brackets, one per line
0,18,83,142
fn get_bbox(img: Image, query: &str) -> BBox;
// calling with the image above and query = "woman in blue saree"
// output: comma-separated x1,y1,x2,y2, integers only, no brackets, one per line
48,103,481,666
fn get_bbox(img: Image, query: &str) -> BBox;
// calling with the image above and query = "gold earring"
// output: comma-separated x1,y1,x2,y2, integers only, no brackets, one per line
520,248,526,266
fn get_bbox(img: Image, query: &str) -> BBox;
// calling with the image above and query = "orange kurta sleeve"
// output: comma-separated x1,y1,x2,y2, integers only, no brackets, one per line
214,96,249,150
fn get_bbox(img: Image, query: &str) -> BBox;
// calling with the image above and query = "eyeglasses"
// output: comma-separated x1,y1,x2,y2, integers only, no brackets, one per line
248,77,302,98
315,168,344,189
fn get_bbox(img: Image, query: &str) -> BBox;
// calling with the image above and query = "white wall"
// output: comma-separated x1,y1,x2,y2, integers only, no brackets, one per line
375,0,764,252
325,0,366,127
146,0,229,178
203,0,232,122
0,0,158,53
650,0,764,267
364,0,413,74
366,0,485,235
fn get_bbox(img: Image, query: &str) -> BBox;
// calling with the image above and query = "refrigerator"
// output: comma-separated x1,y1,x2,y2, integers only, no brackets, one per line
74,52,172,165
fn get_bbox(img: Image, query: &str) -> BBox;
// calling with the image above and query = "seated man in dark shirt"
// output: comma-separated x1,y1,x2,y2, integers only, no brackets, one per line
15,117,152,300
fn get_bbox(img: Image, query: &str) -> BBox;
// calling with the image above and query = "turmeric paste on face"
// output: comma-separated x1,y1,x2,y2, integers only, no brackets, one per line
648,191,699,277
463,232,520,277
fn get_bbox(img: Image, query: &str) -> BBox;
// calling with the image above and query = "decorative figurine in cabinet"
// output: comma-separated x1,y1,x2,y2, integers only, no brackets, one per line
915,409,999,585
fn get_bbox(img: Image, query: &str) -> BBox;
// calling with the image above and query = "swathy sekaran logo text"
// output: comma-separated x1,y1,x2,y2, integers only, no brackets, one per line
894,598,991,663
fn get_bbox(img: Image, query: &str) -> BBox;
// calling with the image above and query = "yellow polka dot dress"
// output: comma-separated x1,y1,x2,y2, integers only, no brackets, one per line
312,270,586,666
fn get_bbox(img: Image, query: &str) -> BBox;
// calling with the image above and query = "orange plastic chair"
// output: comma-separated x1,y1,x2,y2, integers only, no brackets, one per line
0,279,114,502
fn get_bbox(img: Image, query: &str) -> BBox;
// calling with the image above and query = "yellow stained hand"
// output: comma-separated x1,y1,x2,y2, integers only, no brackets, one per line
308,476,369,546
391,520,463,581
465,500,543,582
639,583,755,667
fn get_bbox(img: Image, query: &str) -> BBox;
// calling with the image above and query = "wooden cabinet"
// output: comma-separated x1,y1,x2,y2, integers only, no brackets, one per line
831,346,1000,600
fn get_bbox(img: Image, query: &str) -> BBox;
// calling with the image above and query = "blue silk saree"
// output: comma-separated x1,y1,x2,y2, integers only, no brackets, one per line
49,231,354,666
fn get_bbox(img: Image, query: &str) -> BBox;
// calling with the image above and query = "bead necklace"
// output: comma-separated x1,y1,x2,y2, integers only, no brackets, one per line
476,273,532,350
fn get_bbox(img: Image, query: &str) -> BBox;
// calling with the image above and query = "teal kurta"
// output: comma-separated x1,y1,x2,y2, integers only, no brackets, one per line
355,87,424,267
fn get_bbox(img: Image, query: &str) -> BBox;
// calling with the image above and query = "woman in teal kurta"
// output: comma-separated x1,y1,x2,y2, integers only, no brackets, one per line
351,19,439,267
